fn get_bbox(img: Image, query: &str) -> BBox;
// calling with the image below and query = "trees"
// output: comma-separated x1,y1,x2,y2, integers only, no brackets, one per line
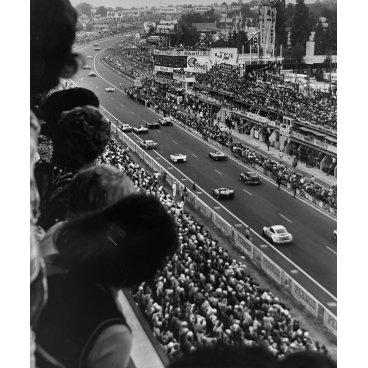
291,43,305,62
290,0,310,46
285,3,294,21
96,6,107,17
181,24,200,46
116,7,123,11
75,3,91,17
275,0,287,47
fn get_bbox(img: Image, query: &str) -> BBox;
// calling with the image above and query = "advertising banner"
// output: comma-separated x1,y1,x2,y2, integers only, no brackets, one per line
186,55,211,72
153,50,209,57
305,41,315,64
154,56,187,68
252,246,262,265
160,7,177,13
281,270,292,293
291,280,318,317
261,254,282,284
234,230,253,257
159,20,178,25
143,22,156,32
210,48,238,65
323,309,337,336
156,24,175,31
144,152,152,166
136,146,144,159
213,213,231,236
155,65,174,72
152,159,162,174
195,196,208,215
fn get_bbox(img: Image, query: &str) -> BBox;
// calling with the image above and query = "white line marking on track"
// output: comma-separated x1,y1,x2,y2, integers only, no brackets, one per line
191,153,197,158
143,120,147,123
131,111,134,114
103,92,106,94
215,170,222,175
111,97,114,100
279,214,292,223
69,60,337,302
214,207,221,209
243,189,253,196
156,130,161,133
172,140,178,144
326,246,337,255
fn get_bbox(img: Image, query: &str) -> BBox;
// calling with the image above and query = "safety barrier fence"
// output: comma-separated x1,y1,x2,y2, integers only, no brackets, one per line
110,122,337,337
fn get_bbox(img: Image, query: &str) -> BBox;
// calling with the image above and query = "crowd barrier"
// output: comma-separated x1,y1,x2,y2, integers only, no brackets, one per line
110,123,337,337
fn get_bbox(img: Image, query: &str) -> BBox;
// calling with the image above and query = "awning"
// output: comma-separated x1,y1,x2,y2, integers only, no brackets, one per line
298,126,326,137
312,130,327,137
298,127,313,132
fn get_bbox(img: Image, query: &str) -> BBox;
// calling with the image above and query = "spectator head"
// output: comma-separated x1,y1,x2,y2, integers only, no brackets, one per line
169,342,278,368
30,0,79,97
56,194,179,287
40,88,100,137
278,350,337,368
51,106,111,170
67,165,136,219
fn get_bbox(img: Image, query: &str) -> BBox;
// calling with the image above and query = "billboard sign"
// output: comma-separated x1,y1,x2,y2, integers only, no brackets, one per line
143,22,156,32
305,41,315,64
194,6,211,12
210,47,238,65
160,7,177,14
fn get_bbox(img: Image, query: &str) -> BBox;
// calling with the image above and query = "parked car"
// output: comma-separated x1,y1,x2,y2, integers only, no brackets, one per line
262,225,293,244
88,71,96,77
120,124,132,132
209,151,228,161
83,65,91,69
159,117,173,126
211,187,235,199
139,140,158,149
146,121,160,129
105,87,115,92
170,154,187,163
132,126,149,134
240,171,261,185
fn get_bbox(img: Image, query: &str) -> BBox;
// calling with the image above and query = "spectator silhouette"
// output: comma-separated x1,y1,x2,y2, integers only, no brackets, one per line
35,106,110,231
36,194,179,368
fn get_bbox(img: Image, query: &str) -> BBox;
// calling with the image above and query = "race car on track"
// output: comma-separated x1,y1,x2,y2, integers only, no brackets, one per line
159,117,173,126
105,87,115,92
333,229,337,240
86,56,93,59
120,124,132,132
262,225,293,244
83,65,91,69
146,121,160,129
211,187,235,199
94,47,101,50
209,151,228,161
88,71,96,77
132,125,149,134
139,140,158,149
93,44,99,47
240,171,261,185
170,154,187,163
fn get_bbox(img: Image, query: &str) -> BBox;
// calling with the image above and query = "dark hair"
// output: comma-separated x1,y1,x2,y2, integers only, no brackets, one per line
30,0,79,97
51,106,111,170
67,165,135,219
56,194,179,287
277,351,337,368
40,88,100,137
169,342,278,368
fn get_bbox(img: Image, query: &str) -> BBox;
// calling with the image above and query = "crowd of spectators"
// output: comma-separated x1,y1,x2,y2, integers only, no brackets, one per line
196,66,337,130
99,140,332,363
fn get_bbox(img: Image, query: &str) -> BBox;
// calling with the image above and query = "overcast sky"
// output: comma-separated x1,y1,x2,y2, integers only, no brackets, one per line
69,0,317,10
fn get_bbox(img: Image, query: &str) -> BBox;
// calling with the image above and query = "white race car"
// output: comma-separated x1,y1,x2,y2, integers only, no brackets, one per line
88,71,96,77
105,87,115,92
120,124,132,132
132,126,149,134
333,229,337,240
170,154,187,163
83,65,91,69
86,56,93,59
94,47,101,50
209,151,228,161
262,225,293,244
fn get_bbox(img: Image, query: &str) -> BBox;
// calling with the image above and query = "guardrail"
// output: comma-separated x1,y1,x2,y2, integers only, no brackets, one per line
109,122,337,337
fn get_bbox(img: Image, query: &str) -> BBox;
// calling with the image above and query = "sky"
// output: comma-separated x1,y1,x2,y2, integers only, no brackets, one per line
69,0,319,10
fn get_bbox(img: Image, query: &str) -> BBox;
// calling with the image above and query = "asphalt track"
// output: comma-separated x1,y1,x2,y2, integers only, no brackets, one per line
71,37,337,315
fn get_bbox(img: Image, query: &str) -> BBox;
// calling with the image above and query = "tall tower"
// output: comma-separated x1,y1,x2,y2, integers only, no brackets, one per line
259,0,279,54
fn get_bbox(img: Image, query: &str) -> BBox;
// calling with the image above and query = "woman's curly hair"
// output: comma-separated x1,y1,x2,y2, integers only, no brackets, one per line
31,0,80,97
52,106,111,170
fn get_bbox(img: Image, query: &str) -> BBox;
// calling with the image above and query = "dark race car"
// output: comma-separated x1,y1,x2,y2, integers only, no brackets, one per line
146,121,160,129
211,187,235,199
209,151,228,161
240,171,261,185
